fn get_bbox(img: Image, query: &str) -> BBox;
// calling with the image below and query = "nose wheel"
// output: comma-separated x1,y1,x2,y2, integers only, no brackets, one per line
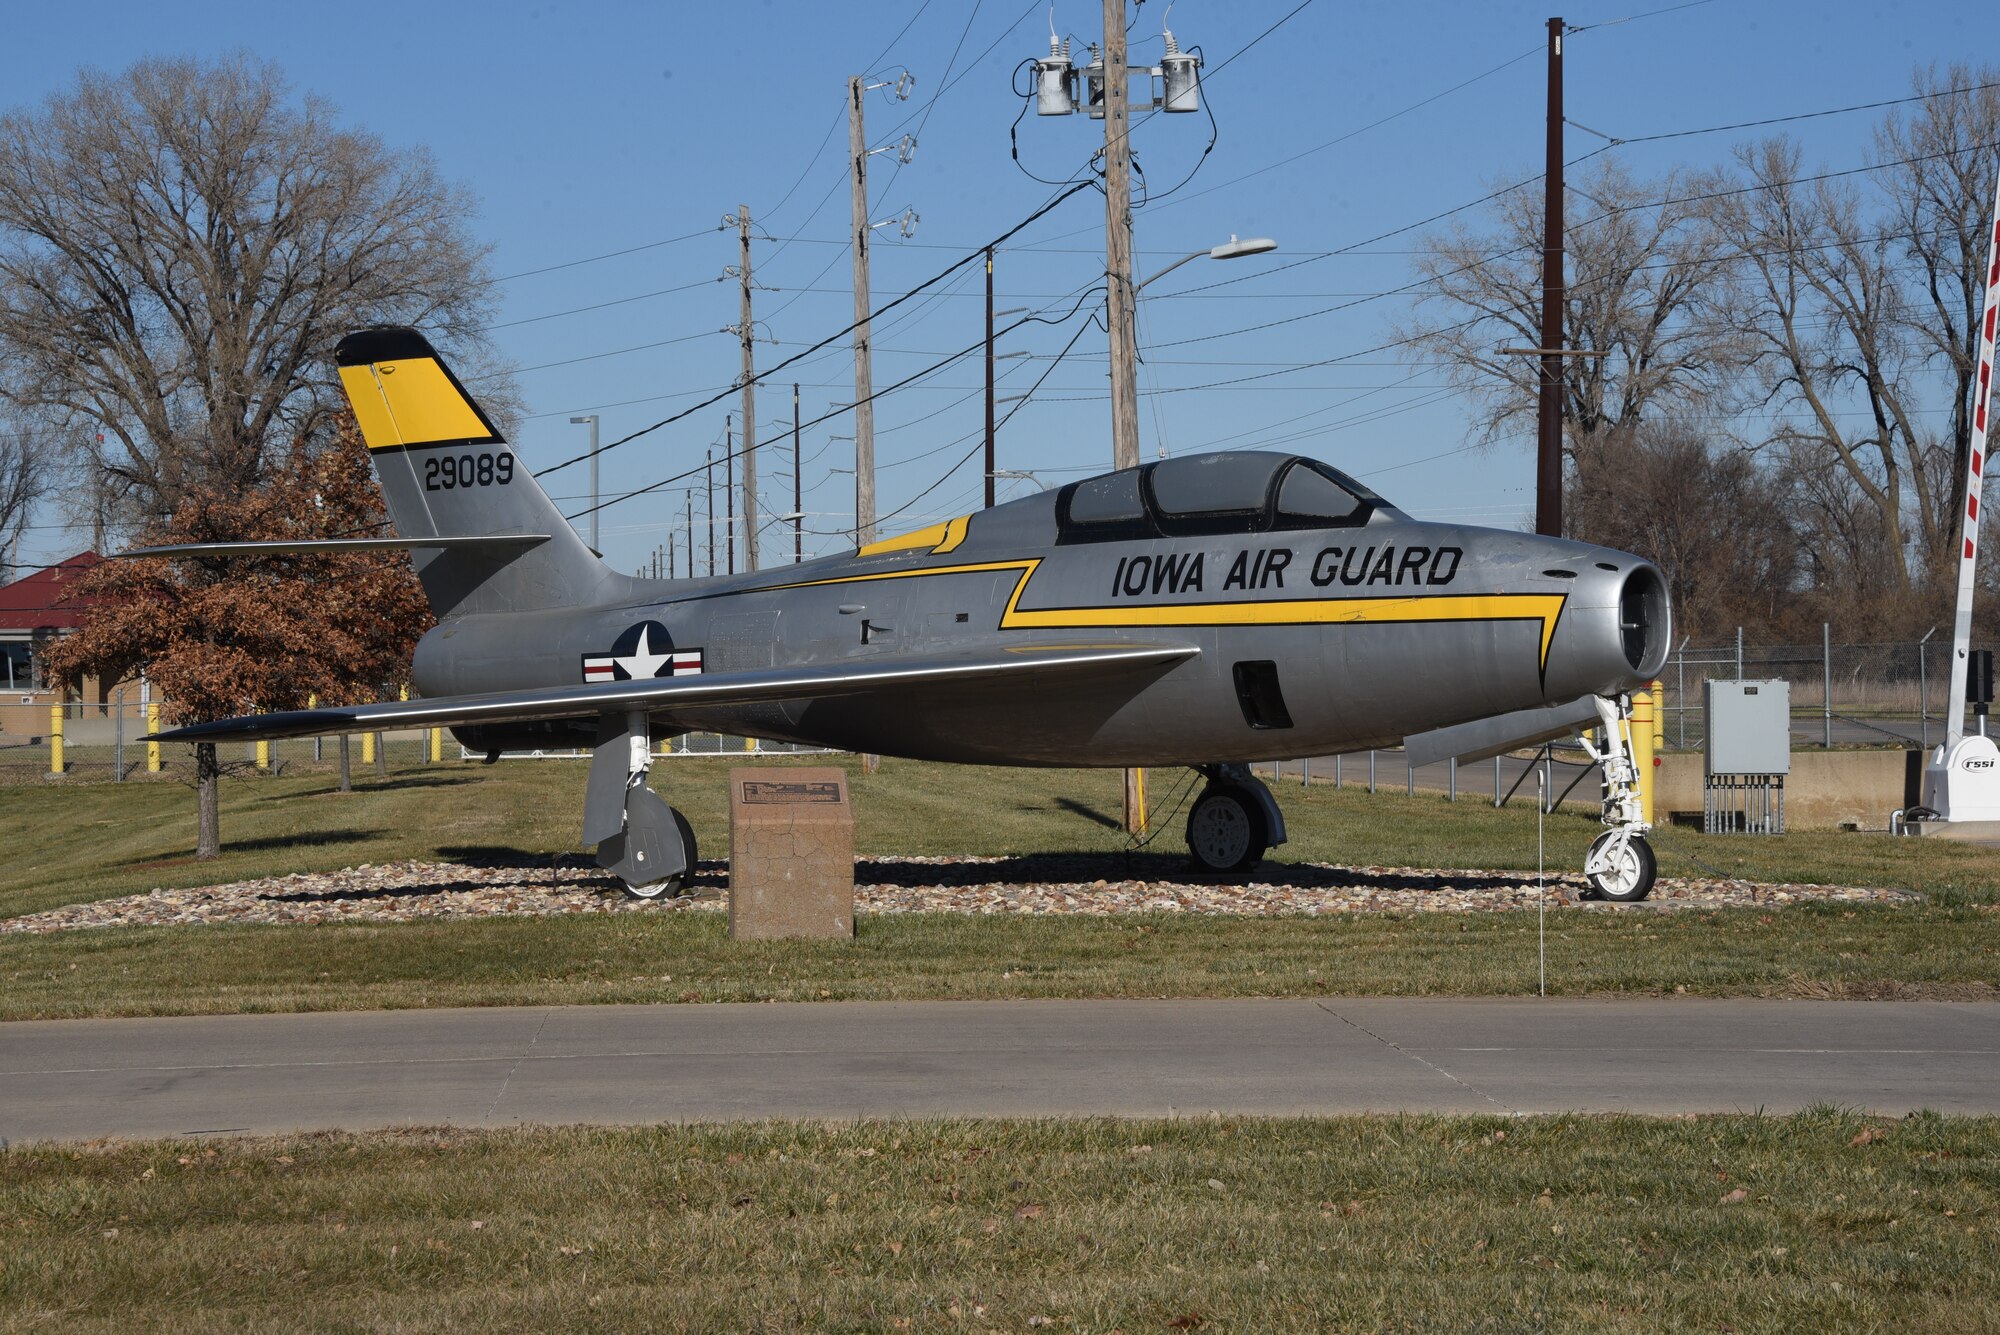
1584,828,1656,902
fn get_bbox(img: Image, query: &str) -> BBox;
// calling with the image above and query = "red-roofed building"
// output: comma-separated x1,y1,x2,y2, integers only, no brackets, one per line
0,554,116,735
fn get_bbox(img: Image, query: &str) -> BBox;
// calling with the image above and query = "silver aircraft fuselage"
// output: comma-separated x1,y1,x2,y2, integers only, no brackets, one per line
417,482,1671,767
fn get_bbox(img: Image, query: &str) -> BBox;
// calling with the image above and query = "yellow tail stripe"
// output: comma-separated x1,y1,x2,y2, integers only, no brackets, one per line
337,360,492,451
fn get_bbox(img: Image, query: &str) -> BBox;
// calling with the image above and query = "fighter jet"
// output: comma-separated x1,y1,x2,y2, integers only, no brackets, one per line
145,328,1673,899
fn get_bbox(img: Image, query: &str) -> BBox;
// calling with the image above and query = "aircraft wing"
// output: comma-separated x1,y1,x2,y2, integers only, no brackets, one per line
150,642,1198,743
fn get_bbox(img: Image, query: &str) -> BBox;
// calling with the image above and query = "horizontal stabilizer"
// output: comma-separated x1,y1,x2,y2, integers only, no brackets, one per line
1401,694,1604,769
151,642,1199,744
115,535,551,559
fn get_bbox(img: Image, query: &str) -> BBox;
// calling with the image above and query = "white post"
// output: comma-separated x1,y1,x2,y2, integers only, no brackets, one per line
1944,168,2000,750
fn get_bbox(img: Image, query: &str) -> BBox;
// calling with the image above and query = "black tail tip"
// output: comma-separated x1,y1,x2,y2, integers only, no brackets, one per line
336,326,436,368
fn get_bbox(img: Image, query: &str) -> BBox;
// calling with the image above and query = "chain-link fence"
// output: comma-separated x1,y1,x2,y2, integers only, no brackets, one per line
1656,632,1954,752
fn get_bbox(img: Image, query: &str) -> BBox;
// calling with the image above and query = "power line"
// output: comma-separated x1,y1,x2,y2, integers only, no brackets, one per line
560,281,1101,523
491,228,717,283
485,279,722,332
1201,0,1322,81
1566,0,1719,34
1575,79,2000,149
534,181,1092,481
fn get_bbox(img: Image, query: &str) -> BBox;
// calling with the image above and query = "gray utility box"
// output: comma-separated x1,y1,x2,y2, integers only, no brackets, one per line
1704,679,1791,776
1702,679,1790,835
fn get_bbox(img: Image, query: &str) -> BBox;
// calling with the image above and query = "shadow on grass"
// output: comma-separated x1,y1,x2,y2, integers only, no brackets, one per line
260,773,483,802
1053,797,1122,831
849,852,1544,893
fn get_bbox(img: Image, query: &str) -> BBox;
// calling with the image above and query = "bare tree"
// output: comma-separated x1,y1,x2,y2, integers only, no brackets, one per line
1710,139,1948,594
0,55,496,519
1877,64,2000,583
1400,158,1742,456
0,414,45,570
1568,420,1798,639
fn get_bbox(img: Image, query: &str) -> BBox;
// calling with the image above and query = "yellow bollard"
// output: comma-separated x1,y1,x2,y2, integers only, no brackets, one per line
429,727,443,763
361,731,376,765
256,736,270,770
1650,678,1665,754
146,702,162,773
49,703,63,775
1631,688,1656,827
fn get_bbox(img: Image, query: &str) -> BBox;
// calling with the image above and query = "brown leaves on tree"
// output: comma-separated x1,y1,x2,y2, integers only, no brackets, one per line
42,420,431,725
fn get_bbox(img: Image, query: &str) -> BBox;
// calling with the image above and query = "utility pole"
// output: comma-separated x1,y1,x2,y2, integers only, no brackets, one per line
725,415,736,576
985,247,997,508
683,491,692,580
733,204,761,571
1535,15,1566,538
847,74,878,545
1102,0,1140,472
705,448,715,578
793,383,804,563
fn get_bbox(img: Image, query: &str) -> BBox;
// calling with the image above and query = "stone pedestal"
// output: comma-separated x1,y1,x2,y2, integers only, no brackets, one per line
727,767,854,940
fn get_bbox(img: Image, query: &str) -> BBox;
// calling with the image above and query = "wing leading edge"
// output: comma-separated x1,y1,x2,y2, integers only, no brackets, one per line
150,643,1199,743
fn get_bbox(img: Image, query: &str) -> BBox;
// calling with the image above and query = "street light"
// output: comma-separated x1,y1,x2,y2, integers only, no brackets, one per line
568,415,600,552
1134,235,1278,295
1119,236,1277,458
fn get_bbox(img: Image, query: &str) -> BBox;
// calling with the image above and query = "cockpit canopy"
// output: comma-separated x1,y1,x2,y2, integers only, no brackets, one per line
1056,452,1387,542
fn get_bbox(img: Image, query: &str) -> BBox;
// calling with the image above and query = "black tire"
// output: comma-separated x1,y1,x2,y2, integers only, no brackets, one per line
622,807,699,900
1185,786,1269,875
1585,830,1656,903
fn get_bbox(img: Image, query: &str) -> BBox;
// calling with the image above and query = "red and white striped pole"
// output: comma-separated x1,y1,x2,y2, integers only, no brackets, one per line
1945,170,2000,750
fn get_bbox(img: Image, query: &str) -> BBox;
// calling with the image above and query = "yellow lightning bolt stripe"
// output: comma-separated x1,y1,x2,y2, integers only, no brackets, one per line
753,559,1570,671
337,361,493,451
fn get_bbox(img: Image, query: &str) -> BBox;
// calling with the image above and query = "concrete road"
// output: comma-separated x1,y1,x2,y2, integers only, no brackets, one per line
3,998,1995,1143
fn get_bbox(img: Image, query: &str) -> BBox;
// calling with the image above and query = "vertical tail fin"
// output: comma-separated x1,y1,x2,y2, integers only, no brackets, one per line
335,327,613,618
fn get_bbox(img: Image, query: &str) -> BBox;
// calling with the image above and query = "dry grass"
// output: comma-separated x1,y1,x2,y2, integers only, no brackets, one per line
3,1112,1996,1333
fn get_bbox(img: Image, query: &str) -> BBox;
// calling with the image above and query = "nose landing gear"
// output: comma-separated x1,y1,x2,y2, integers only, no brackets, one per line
1577,694,1656,902
1184,763,1288,876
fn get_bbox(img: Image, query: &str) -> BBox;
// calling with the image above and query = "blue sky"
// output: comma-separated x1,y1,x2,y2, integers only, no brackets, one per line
3,0,1983,573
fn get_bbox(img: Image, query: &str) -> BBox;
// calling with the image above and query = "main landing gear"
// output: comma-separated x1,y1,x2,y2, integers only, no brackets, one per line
1576,694,1656,902
1184,763,1288,875
585,710,697,899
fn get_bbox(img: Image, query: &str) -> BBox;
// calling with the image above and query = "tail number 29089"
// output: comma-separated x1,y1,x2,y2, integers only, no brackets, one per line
424,451,514,491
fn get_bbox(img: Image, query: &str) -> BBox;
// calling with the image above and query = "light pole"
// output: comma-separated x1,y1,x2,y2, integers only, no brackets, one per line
1113,237,1277,465
568,415,599,552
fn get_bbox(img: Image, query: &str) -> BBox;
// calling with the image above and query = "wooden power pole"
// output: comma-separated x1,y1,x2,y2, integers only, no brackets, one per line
1102,0,1140,472
735,205,760,571
985,247,997,508
793,383,804,563
725,415,735,576
848,75,878,545
1535,15,1566,538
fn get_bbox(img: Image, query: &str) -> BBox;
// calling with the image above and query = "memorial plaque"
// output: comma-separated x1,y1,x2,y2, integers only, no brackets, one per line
728,766,854,940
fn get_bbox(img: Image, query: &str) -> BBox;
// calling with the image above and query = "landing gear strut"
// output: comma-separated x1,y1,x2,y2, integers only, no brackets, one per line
1576,694,1656,902
584,711,697,899
1184,763,1287,876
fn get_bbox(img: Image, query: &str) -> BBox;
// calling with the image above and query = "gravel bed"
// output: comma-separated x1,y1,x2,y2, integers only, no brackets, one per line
0,853,1913,935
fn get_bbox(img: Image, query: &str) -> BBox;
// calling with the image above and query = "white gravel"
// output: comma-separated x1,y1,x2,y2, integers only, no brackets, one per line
0,853,1913,935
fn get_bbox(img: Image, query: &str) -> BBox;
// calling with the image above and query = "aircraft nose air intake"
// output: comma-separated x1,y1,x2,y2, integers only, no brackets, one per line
1618,563,1671,678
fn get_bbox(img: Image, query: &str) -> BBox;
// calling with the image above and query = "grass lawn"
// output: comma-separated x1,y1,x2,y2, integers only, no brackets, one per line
3,1111,1996,1332
2,757,1997,1020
